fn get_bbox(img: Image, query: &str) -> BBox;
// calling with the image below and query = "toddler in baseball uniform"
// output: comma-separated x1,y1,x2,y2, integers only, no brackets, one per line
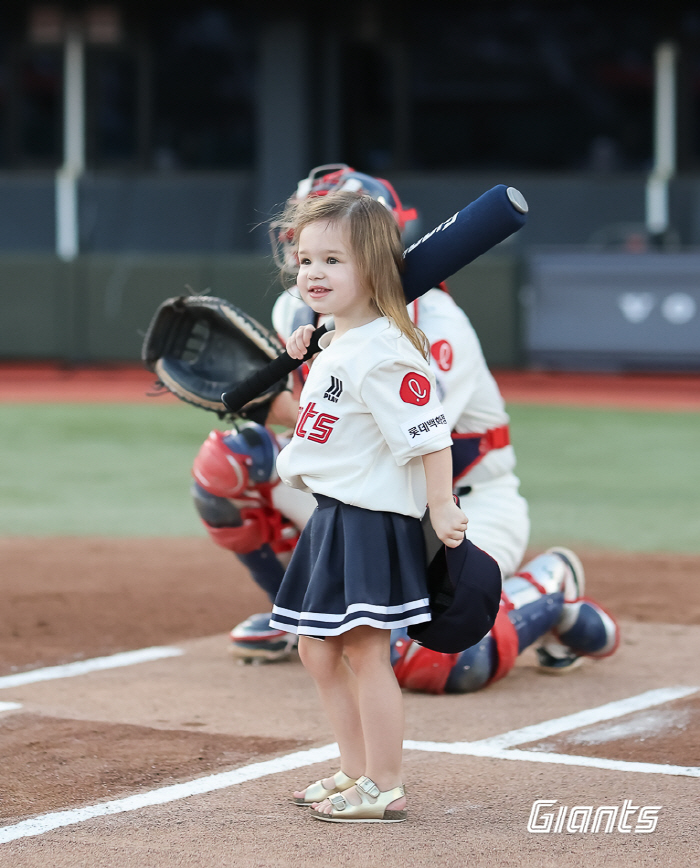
270,191,467,822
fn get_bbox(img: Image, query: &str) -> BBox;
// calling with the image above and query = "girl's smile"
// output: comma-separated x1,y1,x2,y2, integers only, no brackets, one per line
307,284,332,299
297,220,377,331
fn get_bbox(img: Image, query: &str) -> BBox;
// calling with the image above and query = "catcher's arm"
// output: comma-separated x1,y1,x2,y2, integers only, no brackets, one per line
221,184,528,414
265,389,300,428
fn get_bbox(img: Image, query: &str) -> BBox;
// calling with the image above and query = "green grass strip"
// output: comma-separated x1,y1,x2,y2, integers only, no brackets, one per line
0,403,215,537
508,404,700,553
0,402,697,552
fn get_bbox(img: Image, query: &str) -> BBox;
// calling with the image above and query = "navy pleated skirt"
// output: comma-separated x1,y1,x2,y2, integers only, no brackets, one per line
270,494,431,637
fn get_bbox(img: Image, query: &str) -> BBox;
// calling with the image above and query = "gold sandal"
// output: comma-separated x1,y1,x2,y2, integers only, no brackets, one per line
310,775,407,823
291,770,358,806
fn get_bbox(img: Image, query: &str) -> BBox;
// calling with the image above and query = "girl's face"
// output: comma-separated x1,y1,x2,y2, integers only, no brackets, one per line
296,220,374,326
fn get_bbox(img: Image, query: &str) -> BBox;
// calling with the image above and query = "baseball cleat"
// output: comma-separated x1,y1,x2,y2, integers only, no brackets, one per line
535,642,584,674
229,612,298,663
545,546,585,601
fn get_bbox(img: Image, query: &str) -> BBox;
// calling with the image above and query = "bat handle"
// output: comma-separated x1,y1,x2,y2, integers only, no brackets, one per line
221,324,328,414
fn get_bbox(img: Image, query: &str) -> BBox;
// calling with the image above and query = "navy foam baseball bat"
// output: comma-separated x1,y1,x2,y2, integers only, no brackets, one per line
222,184,528,414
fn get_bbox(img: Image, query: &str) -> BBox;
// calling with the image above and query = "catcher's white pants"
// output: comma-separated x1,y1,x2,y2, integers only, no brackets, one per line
455,472,530,578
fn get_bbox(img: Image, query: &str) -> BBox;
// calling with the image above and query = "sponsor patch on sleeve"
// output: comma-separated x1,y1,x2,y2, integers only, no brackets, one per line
431,340,453,372
402,410,449,446
399,372,431,406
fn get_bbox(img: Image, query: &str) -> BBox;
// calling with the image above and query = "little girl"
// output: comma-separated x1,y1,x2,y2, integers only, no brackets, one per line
270,191,467,823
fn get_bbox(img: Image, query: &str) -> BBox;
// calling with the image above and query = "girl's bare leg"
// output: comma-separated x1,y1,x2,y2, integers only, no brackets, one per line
314,626,406,814
293,634,365,800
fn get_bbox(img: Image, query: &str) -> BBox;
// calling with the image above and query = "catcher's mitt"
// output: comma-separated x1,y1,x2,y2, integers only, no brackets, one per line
142,295,291,421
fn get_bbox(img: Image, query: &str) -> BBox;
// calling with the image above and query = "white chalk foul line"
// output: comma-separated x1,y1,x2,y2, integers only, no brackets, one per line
470,685,699,749
0,743,340,844
403,742,700,777
404,685,700,778
0,701,22,712
1,687,697,844
0,646,184,690
478,748,700,778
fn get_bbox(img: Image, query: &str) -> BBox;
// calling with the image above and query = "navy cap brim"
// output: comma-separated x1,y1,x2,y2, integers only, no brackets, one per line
408,536,502,654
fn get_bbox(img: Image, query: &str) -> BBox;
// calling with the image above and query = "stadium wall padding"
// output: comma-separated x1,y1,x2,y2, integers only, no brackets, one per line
0,253,524,367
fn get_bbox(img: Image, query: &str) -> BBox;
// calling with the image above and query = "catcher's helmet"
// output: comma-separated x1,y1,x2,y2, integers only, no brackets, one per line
192,423,279,499
295,164,418,233
270,163,419,268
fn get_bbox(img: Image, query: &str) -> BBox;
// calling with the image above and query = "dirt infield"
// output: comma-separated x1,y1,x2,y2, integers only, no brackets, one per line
1,537,698,866
1,368,698,866
2,538,699,675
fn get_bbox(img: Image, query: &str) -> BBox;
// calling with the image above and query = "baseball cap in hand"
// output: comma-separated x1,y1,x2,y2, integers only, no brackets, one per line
409,510,502,654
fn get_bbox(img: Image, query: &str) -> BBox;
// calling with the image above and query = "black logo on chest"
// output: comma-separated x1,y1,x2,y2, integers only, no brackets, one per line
324,375,343,403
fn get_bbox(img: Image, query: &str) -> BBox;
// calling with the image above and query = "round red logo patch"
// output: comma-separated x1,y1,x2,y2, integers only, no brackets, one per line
431,340,453,372
400,372,431,406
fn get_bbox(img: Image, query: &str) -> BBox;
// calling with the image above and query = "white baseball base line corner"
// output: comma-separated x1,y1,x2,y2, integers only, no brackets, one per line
0,684,697,844
0,647,185,715
0,646,184,691
404,684,700,776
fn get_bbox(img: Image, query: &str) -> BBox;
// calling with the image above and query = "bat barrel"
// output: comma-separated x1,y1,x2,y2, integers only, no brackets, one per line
402,185,528,303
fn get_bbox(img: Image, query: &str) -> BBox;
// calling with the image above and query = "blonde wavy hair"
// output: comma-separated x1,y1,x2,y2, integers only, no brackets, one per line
278,191,428,359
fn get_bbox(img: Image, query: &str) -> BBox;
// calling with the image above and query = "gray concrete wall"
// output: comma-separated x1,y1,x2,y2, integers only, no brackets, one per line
0,252,522,366
5,172,700,254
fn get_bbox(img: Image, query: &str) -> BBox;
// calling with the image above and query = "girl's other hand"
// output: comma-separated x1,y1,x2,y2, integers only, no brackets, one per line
286,324,315,359
430,499,469,549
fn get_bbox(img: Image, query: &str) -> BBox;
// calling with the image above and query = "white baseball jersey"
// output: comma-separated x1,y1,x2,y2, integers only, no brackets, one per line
275,317,452,518
273,288,513,486
272,288,530,575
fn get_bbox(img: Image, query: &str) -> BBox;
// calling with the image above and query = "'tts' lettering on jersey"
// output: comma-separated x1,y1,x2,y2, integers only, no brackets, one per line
295,401,339,444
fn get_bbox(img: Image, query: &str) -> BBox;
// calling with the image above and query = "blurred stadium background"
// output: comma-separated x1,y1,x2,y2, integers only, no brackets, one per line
0,0,699,371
